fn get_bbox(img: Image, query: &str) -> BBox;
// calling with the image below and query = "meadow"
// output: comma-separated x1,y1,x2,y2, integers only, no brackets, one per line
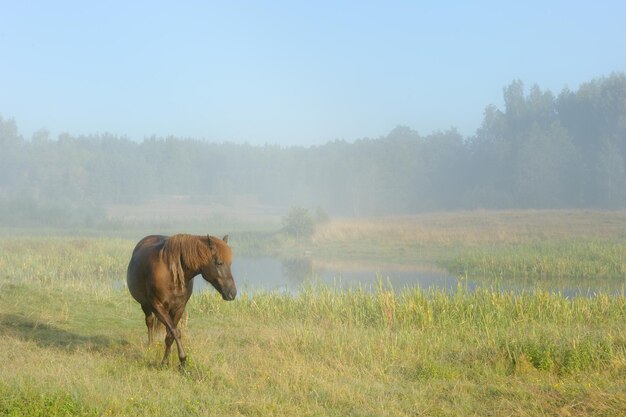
0,210,625,416
312,210,626,290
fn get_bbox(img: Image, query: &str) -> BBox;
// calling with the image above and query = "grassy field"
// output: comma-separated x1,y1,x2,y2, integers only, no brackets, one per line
1,210,625,416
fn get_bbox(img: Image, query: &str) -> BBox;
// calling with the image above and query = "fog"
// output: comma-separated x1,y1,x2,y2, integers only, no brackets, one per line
1,73,625,231
2,3,626,230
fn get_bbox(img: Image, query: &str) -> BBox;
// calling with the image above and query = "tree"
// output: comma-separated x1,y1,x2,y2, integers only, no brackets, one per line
595,138,626,207
0,116,24,193
514,122,581,207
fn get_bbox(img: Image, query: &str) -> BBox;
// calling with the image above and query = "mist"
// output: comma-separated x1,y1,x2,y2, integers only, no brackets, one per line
1,73,625,231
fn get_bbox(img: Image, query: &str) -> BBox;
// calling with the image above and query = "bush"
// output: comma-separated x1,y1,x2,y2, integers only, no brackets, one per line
282,206,315,239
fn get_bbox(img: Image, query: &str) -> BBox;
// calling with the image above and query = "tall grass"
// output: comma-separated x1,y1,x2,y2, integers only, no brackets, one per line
0,236,132,290
192,284,626,375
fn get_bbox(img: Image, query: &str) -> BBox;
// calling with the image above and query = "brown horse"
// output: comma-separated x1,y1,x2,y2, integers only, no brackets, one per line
126,234,237,367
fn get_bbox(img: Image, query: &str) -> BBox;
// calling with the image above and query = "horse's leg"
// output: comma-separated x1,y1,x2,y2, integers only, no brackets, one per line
163,329,175,365
151,303,186,367
141,305,154,345
170,306,187,366
162,327,185,367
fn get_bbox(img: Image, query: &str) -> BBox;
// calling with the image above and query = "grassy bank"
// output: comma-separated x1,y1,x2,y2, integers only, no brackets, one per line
311,210,626,286
443,240,626,282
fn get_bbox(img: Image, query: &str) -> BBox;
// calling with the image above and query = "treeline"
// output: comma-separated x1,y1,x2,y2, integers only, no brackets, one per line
1,73,625,226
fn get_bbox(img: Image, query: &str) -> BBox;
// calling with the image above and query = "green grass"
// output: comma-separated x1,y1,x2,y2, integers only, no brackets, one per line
1,234,625,416
444,239,626,288
1,280,624,416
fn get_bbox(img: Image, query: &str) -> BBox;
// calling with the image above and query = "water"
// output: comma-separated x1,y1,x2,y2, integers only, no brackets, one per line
193,256,462,294
119,256,620,297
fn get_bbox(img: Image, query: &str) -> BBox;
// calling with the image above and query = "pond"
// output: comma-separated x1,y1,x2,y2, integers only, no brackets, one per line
192,256,465,294
190,256,620,297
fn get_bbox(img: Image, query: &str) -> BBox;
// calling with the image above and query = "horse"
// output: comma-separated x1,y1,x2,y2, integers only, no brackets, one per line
126,234,237,367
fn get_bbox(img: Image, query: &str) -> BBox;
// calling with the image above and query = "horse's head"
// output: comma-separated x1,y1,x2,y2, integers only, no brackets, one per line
201,235,237,301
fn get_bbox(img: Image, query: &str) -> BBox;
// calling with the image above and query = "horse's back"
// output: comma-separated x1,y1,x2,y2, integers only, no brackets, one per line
131,235,167,256
127,235,167,305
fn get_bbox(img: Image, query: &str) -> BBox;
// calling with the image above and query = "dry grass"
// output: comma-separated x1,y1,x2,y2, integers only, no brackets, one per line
313,210,626,246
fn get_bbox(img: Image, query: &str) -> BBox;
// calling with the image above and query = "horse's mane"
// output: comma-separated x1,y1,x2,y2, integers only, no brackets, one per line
160,234,212,289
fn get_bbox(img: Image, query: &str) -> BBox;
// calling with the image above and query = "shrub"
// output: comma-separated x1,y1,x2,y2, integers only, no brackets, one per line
282,206,315,239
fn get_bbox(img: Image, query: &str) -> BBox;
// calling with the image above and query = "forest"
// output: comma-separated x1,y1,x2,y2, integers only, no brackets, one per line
1,73,625,227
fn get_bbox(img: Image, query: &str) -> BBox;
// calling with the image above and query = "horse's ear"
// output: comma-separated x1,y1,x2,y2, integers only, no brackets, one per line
207,235,216,251
222,235,229,243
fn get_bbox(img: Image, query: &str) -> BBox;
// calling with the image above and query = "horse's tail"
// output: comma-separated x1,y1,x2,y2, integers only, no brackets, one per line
150,312,165,339
180,308,189,329
149,309,188,340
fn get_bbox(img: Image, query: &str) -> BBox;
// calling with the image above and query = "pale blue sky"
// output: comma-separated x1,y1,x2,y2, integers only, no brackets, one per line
1,1,625,145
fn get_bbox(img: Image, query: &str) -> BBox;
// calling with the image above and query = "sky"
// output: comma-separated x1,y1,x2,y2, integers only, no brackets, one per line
1,1,625,146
